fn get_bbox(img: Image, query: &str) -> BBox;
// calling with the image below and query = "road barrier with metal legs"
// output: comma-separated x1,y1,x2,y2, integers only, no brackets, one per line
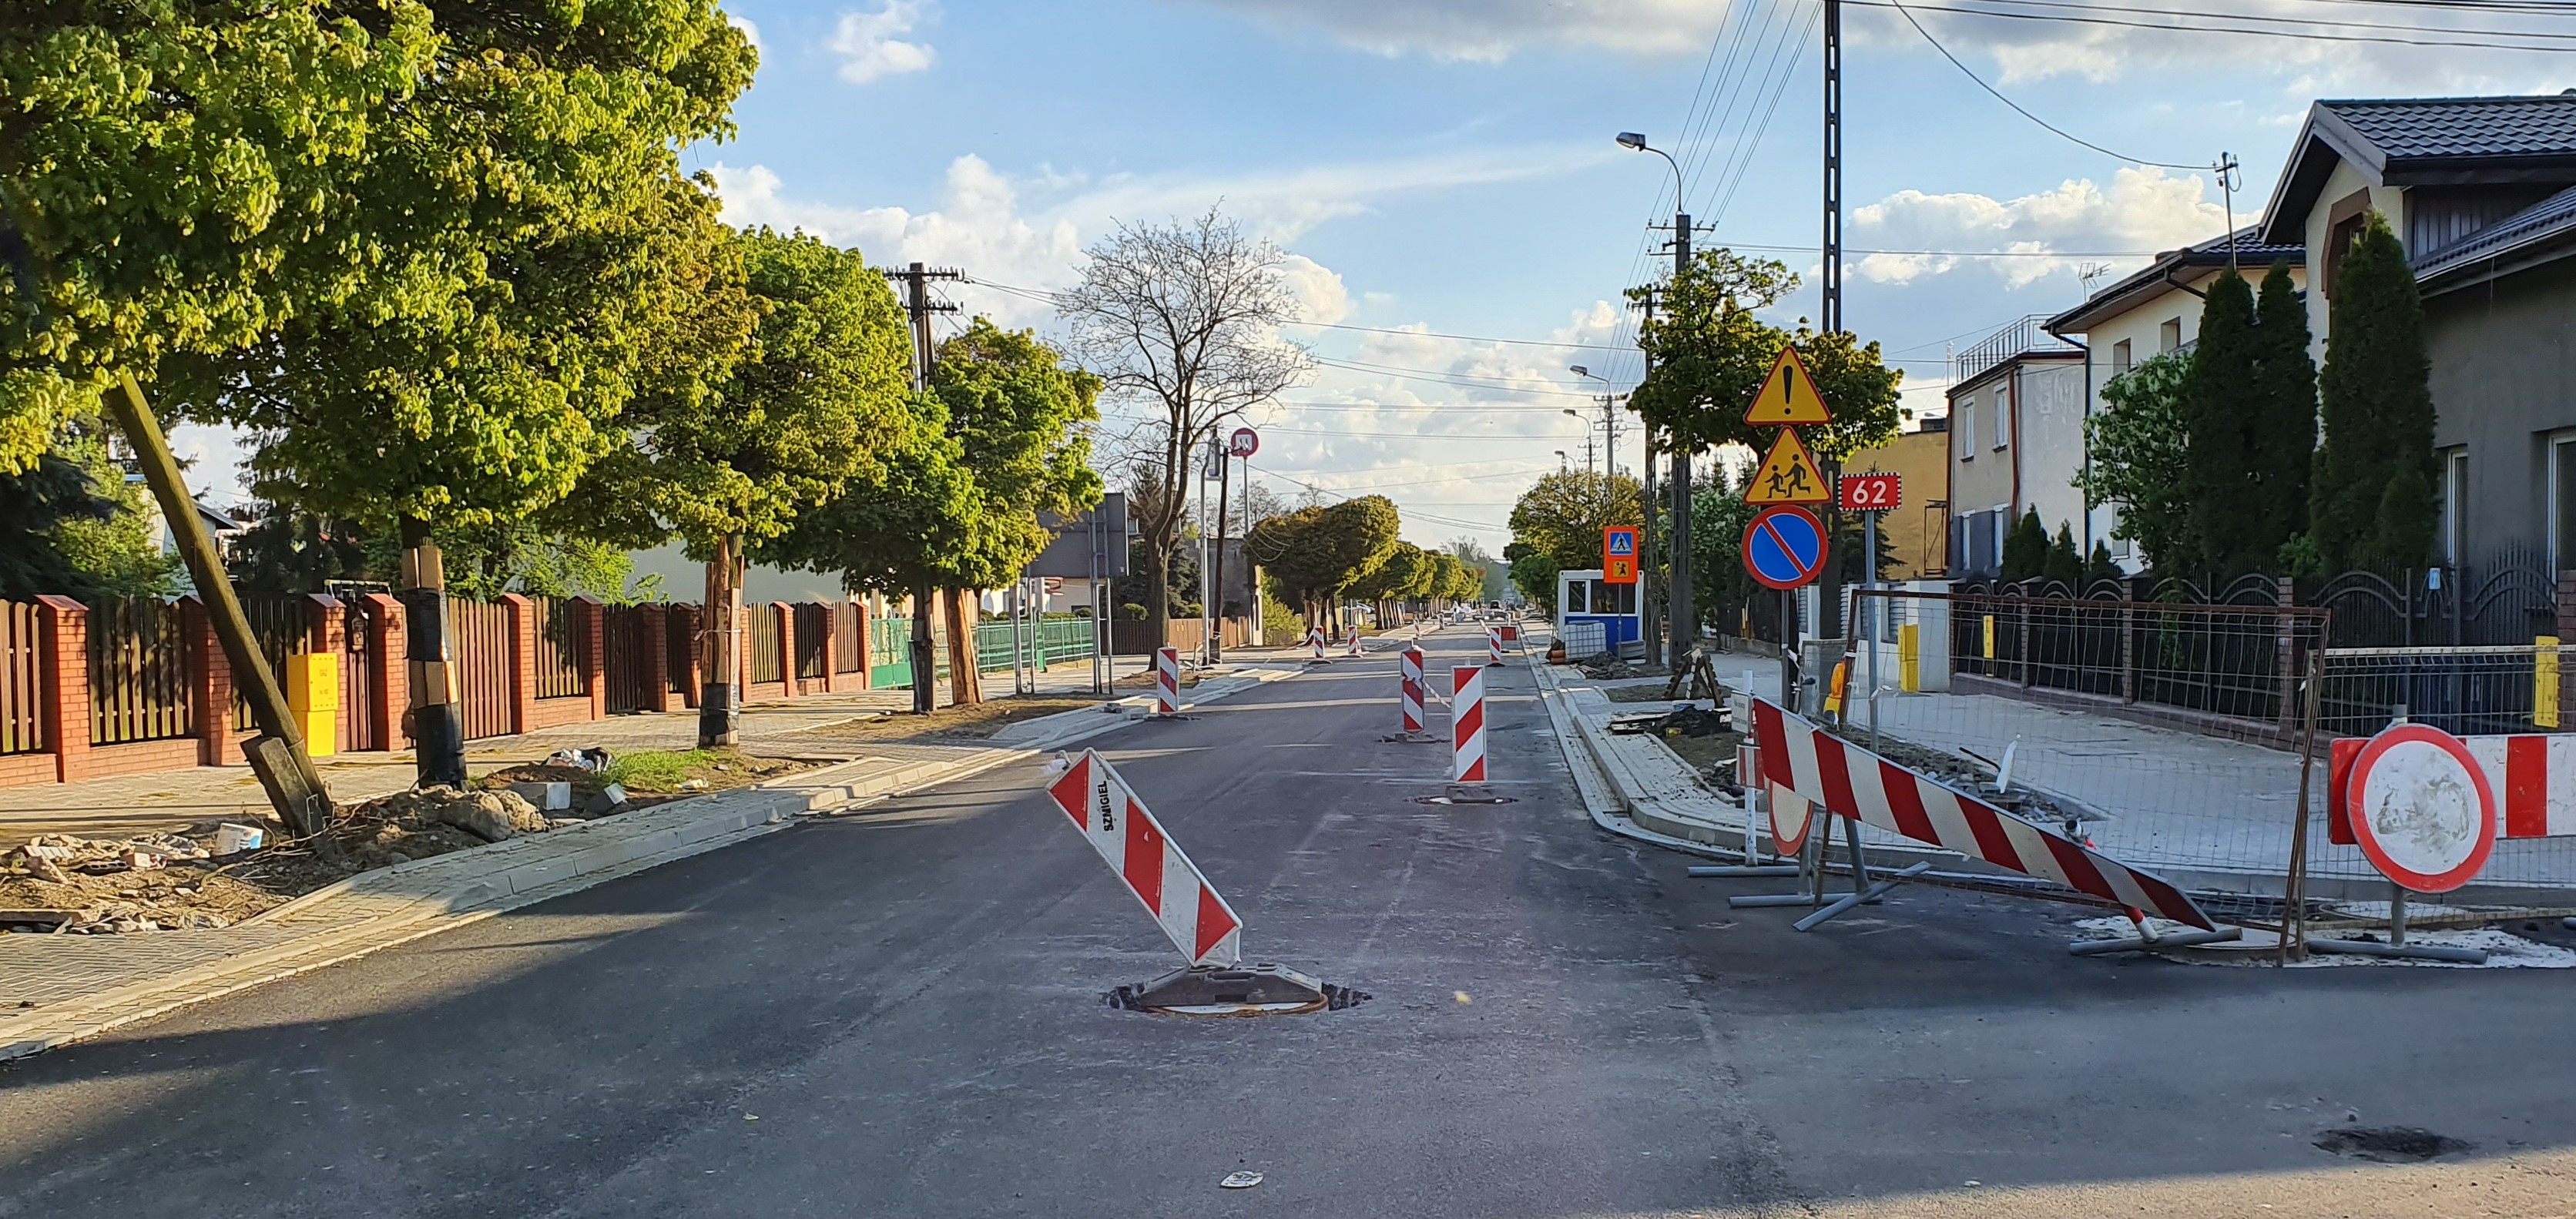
1487,628,1504,667
1308,627,1325,661
1154,646,1180,715
1453,665,1488,782
1400,647,1426,735
1347,629,1364,658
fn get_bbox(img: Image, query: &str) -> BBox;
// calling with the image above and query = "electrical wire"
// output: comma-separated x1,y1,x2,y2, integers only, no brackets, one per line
1857,0,2576,52
1883,0,2209,169
1951,0,2576,40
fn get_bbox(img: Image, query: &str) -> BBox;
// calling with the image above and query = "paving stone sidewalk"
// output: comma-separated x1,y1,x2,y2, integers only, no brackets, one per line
0,658,1306,1060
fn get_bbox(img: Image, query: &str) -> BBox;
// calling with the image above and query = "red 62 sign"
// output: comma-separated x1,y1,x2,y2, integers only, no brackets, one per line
1838,473,1901,512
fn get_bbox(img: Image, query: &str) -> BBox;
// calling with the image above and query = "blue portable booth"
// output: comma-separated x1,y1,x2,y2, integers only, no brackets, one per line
1555,568,1642,657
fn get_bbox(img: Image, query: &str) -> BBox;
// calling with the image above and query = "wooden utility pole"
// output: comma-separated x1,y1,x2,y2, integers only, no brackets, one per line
399,520,468,788
104,373,333,837
884,262,963,715
700,533,742,747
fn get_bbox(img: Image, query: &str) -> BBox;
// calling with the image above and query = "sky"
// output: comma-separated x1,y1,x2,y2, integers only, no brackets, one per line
188,0,2576,556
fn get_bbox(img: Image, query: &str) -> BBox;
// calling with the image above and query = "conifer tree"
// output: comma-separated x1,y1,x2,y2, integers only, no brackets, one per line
2252,261,2318,554
2001,508,2048,582
2310,214,2437,571
2185,270,2267,574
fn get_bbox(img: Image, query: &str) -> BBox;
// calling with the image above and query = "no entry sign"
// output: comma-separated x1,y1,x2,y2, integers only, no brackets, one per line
1742,506,1829,591
2346,725,2498,892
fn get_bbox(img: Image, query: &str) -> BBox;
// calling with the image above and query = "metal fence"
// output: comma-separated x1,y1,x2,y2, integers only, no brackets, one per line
748,606,782,685
341,597,383,752
666,604,696,695
88,598,193,745
0,600,45,755
793,603,830,681
603,604,657,715
835,607,865,675
230,596,309,731
872,616,914,688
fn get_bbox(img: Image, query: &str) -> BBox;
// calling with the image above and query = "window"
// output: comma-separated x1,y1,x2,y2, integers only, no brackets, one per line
1563,580,1588,614
1958,397,1976,456
1993,386,2011,450
2111,339,2132,377
2158,317,2182,353
2553,434,2576,571
2437,447,2467,563
2323,189,2374,300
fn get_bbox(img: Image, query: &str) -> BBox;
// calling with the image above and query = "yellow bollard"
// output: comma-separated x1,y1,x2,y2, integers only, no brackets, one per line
1898,623,1920,693
2538,635,2562,730
287,653,340,758
1823,658,1850,718
1982,614,1996,661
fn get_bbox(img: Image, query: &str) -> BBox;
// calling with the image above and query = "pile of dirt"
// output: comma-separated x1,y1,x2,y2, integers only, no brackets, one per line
1813,724,2093,832
1578,656,1667,680
2,832,282,933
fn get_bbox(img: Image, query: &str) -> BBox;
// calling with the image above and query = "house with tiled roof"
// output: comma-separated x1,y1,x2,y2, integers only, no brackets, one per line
2257,93,2576,570
2042,229,2307,574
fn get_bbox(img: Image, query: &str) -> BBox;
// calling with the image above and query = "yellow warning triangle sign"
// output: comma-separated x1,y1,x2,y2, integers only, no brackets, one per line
1745,428,1830,505
1743,346,1833,426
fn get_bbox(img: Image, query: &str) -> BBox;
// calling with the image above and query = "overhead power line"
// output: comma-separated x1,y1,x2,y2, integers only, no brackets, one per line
1854,0,2576,52
1884,0,2206,168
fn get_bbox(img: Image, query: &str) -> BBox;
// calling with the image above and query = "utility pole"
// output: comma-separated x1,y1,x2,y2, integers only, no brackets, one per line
1665,213,1693,668
1813,0,1846,645
883,261,962,715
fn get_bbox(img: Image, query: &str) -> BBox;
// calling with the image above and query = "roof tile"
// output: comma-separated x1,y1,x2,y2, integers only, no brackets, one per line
2323,95,2576,161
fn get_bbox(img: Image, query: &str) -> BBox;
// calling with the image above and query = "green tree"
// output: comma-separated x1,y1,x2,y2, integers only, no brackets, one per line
1503,543,1560,612
2087,540,2121,586
2310,213,2437,572
1444,538,1510,602
1507,470,1644,575
2253,261,2318,554
227,506,374,596
1246,496,1400,628
1,3,442,468
0,418,179,601
1439,552,1484,604
2184,270,2270,573
1350,541,1434,621
2001,508,2048,582
1687,486,1759,638
2044,523,2083,589
927,319,1102,705
583,226,907,737
2076,352,2195,574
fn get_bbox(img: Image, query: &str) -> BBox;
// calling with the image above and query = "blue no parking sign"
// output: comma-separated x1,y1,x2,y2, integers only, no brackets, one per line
1742,506,1829,591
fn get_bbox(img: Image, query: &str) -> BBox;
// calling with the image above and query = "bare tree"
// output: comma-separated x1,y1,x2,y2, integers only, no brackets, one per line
1059,209,1311,646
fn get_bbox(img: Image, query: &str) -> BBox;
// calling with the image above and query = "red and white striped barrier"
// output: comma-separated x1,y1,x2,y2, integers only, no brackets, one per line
1347,629,1365,657
1400,646,1426,734
1749,698,2215,929
1452,665,1488,782
1045,750,1243,967
1154,645,1180,715
1486,627,1504,666
2329,731,2576,844
1308,627,1325,661
1498,623,1520,647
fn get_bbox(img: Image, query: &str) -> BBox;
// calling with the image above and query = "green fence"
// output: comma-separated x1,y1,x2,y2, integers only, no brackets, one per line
872,614,1096,688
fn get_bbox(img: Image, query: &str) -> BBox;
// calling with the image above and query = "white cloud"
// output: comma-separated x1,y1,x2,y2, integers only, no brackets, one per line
1192,0,1729,61
1850,166,2227,290
829,1,937,85
1276,255,1354,326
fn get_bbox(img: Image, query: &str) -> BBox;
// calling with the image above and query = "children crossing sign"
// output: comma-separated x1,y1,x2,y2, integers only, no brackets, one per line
1602,525,1639,584
1745,428,1829,505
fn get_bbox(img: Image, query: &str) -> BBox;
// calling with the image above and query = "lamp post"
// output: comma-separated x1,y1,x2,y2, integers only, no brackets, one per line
1618,132,1695,665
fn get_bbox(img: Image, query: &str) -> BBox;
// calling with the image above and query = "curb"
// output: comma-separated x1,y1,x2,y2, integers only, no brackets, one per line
0,661,1312,1062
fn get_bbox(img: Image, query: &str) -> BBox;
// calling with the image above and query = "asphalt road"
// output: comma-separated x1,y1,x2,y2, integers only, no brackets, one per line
7,630,2576,1218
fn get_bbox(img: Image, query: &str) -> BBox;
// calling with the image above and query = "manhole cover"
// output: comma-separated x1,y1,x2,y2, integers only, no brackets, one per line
2313,1127,2473,1163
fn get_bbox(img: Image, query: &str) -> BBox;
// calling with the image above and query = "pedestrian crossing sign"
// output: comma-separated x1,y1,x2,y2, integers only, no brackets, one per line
1745,428,1830,505
1743,345,1833,426
1602,526,1639,584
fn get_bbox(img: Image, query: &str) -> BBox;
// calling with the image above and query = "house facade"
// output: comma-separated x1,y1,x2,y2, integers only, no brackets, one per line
1944,316,2085,578
2043,229,2308,573
2256,94,2576,569
1840,417,1952,578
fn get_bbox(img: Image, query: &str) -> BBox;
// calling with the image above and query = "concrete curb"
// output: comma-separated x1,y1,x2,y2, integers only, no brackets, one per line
0,661,1316,1062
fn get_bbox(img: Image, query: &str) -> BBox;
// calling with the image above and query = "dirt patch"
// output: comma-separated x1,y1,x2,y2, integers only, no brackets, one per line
2314,1127,2473,1164
3,752,822,934
1655,728,1746,784
789,696,1104,742
1578,656,1668,680
1605,680,1739,705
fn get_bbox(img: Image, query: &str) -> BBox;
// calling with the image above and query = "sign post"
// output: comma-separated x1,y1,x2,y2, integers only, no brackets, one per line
1742,347,1833,715
1838,472,1902,738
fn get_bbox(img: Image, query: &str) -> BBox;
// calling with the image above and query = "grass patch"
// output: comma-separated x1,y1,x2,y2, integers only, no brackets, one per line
600,749,713,792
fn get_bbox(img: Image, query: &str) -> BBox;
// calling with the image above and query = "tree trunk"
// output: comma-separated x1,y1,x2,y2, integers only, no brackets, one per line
1144,543,1172,665
942,588,983,706
908,581,937,715
400,517,468,788
698,534,741,748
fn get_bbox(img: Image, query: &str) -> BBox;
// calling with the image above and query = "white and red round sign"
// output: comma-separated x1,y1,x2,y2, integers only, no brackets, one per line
1229,427,1259,457
1769,786,1813,856
2345,725,2498,892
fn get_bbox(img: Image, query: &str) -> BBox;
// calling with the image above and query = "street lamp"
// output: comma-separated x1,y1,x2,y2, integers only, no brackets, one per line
1618,130,1694,668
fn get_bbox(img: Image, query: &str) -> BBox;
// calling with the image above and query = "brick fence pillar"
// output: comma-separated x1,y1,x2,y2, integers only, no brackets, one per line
307,594,345,751
501,594,536,736
363,593,407,749
2276,576,2301,732
643,602,673,713
35,595,89,783
819,604,840,694
675,604,703,709
180,595,236,766
575,594,607,722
